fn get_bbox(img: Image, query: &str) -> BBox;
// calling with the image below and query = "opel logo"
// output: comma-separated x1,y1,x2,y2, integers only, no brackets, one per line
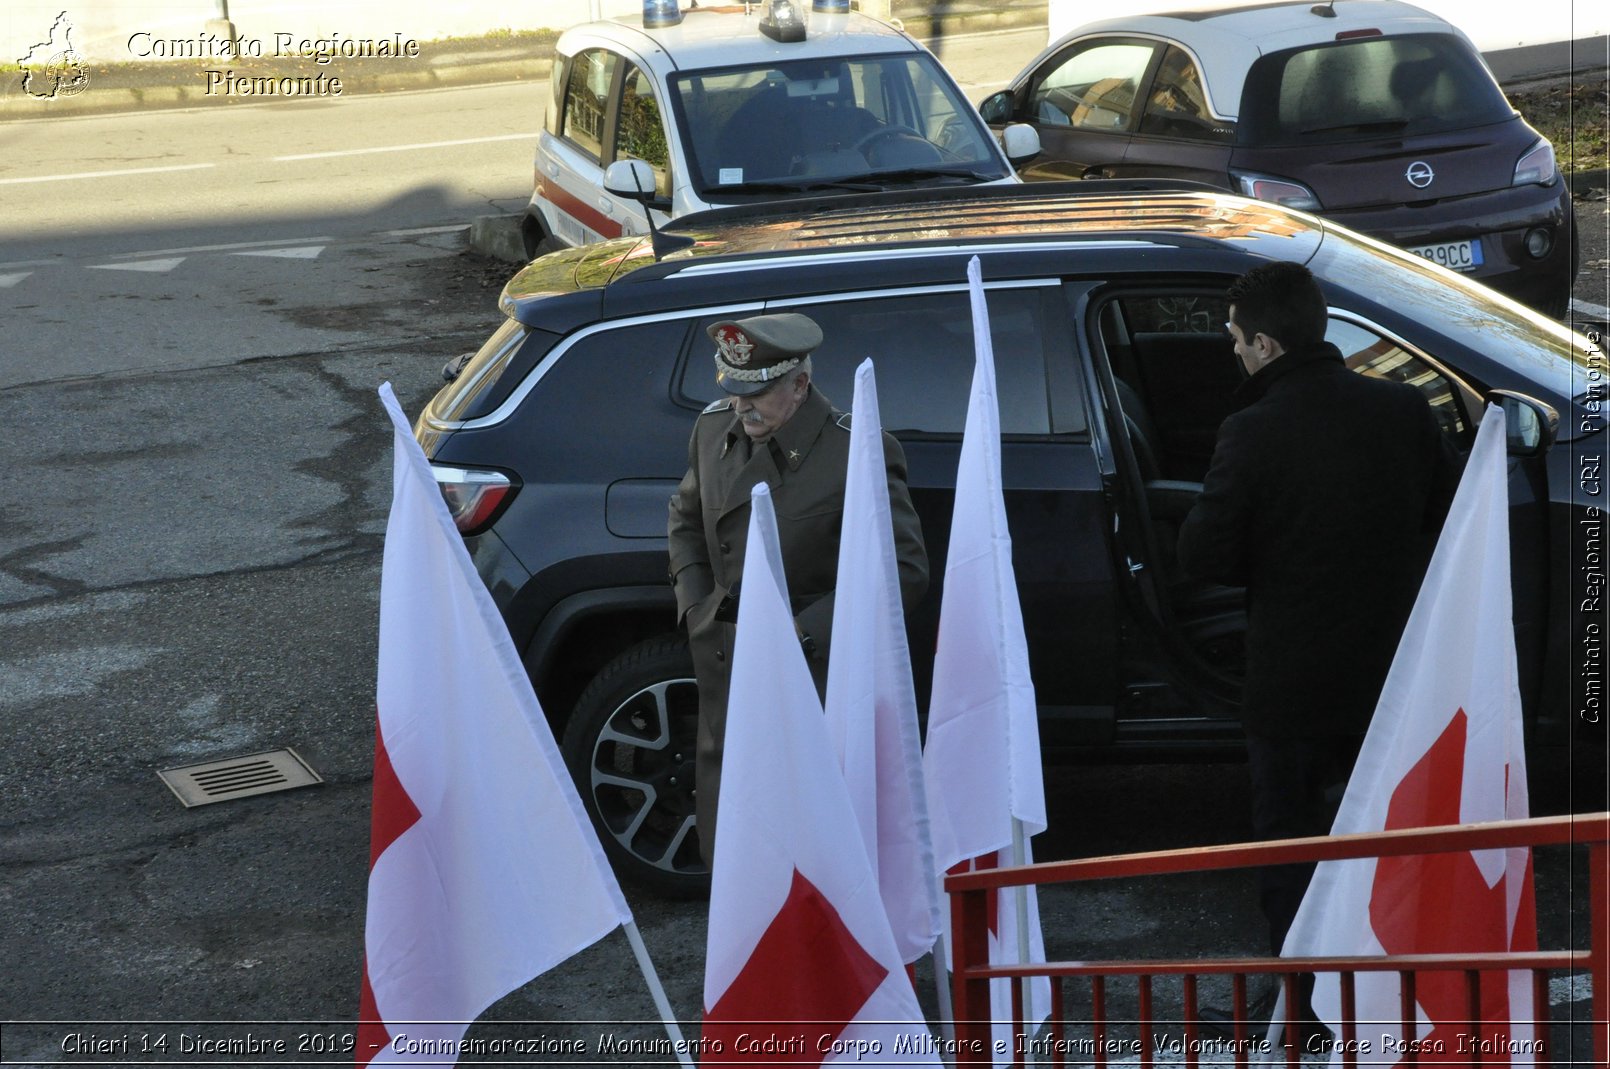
1405,161,1435,189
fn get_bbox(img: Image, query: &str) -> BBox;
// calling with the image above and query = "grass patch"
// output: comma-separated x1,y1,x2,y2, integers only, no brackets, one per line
1508,79,1608,177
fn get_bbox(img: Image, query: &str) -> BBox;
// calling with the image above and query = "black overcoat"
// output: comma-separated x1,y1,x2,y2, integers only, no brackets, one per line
1177,342,1456,738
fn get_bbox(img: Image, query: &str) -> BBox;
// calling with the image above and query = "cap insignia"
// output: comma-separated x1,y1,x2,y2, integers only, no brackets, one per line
714,325,754,367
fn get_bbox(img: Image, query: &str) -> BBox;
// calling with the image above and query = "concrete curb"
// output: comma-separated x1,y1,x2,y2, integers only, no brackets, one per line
470,215,529,264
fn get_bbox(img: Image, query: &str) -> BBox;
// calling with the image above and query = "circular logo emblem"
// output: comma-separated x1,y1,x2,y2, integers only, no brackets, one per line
33,50,88,98
714,325,754,366
1405,161,1434,189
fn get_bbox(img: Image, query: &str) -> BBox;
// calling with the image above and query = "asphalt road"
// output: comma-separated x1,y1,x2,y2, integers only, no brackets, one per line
0,26,1603,1066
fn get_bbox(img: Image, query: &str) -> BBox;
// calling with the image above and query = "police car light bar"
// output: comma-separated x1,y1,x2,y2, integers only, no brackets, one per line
760,0,806,41
812,0,850,10
643,0,683,28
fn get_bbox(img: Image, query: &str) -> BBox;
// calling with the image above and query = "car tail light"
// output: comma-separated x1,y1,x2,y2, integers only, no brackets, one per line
1335,28,1383,39
1233,171,1321,212
431,465,517,535
1513,138,1557,187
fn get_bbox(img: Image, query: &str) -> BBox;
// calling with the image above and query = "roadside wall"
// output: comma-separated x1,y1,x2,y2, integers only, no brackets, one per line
3,0,648,64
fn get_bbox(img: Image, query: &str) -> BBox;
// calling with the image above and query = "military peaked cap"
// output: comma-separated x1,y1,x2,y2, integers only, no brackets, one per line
708,313,823,397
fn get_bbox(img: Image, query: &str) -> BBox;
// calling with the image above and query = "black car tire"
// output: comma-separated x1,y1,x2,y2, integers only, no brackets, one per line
560,635,710,898
521,215,565,261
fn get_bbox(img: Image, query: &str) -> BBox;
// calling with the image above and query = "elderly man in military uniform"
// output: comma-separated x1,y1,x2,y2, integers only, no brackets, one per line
667,312,928,863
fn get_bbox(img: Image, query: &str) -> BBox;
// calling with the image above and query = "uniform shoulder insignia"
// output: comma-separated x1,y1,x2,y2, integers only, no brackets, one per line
834,410,852,430
701,397,733,416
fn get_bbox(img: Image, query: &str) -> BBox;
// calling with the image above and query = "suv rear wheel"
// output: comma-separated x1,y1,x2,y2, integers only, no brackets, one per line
560,635,710,897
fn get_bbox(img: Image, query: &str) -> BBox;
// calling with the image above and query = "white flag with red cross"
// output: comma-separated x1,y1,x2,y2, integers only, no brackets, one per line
703,483,938,1065
824,358,943,967
360,384,632,1066
922,256,1050,1061
1284,405,1537,1065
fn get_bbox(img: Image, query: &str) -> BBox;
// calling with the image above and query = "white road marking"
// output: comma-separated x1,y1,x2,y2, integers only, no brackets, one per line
88,258,186,273
0,272,33,288
0,258,56,270
384,225,471,236
0,163,215,185
231,246,326,260
272,132,537,162
1569,297,1610,321
111,236,337,259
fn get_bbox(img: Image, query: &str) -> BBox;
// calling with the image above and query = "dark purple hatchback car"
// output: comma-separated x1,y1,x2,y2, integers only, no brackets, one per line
981,0,1577,315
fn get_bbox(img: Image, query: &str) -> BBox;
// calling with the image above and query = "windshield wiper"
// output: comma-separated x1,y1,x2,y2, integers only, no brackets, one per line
856,166,1000,185
1299,119,1411,136
709,178,884,195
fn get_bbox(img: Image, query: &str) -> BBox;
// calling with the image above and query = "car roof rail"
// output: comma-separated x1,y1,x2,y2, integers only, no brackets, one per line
661,178,1226,235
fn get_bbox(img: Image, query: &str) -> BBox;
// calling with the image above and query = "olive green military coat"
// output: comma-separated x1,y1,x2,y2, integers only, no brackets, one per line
667,386,928,861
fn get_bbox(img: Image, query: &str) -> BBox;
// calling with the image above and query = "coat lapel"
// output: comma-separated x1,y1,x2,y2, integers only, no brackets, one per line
718,432,782,517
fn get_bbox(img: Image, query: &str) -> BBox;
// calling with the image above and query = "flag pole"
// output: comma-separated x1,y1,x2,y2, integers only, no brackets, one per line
621,920,695,1068
932,932,957,1048
1011,818,1034,1052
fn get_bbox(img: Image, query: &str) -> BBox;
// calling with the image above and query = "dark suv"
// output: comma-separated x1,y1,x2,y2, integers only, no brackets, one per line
417,183,1602,895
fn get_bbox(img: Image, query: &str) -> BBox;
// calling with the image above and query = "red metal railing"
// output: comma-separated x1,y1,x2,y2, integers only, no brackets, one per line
946,813,1609,1067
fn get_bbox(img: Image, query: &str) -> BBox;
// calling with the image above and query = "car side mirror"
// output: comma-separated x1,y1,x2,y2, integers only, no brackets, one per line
979,90,1016,125
1488,389,1558,457
603,159,658,203
1001,123,1041,166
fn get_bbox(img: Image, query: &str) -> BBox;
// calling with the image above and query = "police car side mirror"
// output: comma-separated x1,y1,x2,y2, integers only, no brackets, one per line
603,159,659,204
1489,390,1558,457
1001,123,1041,166
604,158,689,259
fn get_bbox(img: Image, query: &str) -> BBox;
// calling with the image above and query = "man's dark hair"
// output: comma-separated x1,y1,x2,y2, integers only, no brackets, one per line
1226,262,1328,351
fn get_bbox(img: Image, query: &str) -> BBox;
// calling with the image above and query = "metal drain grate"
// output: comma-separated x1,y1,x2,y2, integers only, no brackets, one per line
158,748,323,807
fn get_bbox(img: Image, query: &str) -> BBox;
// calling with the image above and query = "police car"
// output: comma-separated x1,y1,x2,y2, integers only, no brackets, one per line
523,0,1040,257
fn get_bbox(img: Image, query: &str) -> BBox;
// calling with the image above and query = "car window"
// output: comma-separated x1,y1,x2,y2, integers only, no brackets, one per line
1030,41,1155,131
1327,319,1470,442
545,56,565,136
677,289,1065,435
561,48,619,163
1138,46,1231,143
1308,223,1591,415
1095,293,1472,480
615,64,671,197
1240,33,1512,144
668,53,1007,192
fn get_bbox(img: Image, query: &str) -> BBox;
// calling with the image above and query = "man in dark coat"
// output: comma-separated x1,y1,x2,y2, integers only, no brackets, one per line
667,312,928,864
1177,262,1456,970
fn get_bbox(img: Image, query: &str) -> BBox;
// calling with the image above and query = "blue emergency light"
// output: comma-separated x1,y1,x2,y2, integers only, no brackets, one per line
643,0,683,28
812,0,850,10
759,0,806,41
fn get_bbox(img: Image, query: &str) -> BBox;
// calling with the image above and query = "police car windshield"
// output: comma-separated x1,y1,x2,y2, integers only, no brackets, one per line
668,52,1009,198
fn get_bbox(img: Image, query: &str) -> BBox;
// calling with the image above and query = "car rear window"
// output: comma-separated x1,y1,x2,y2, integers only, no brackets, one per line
428,319,559,423
1239,33,1512,145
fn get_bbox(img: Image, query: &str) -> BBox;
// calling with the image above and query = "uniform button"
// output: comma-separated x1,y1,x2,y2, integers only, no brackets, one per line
715,650,725,662
719,542,731,554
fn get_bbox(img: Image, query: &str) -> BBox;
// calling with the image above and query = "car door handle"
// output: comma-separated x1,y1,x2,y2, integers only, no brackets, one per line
544,161,560,177
1082,166,1108,180
597,199,615,215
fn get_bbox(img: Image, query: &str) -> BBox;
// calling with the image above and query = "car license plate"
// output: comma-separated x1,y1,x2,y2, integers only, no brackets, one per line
1408,239,1484,271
